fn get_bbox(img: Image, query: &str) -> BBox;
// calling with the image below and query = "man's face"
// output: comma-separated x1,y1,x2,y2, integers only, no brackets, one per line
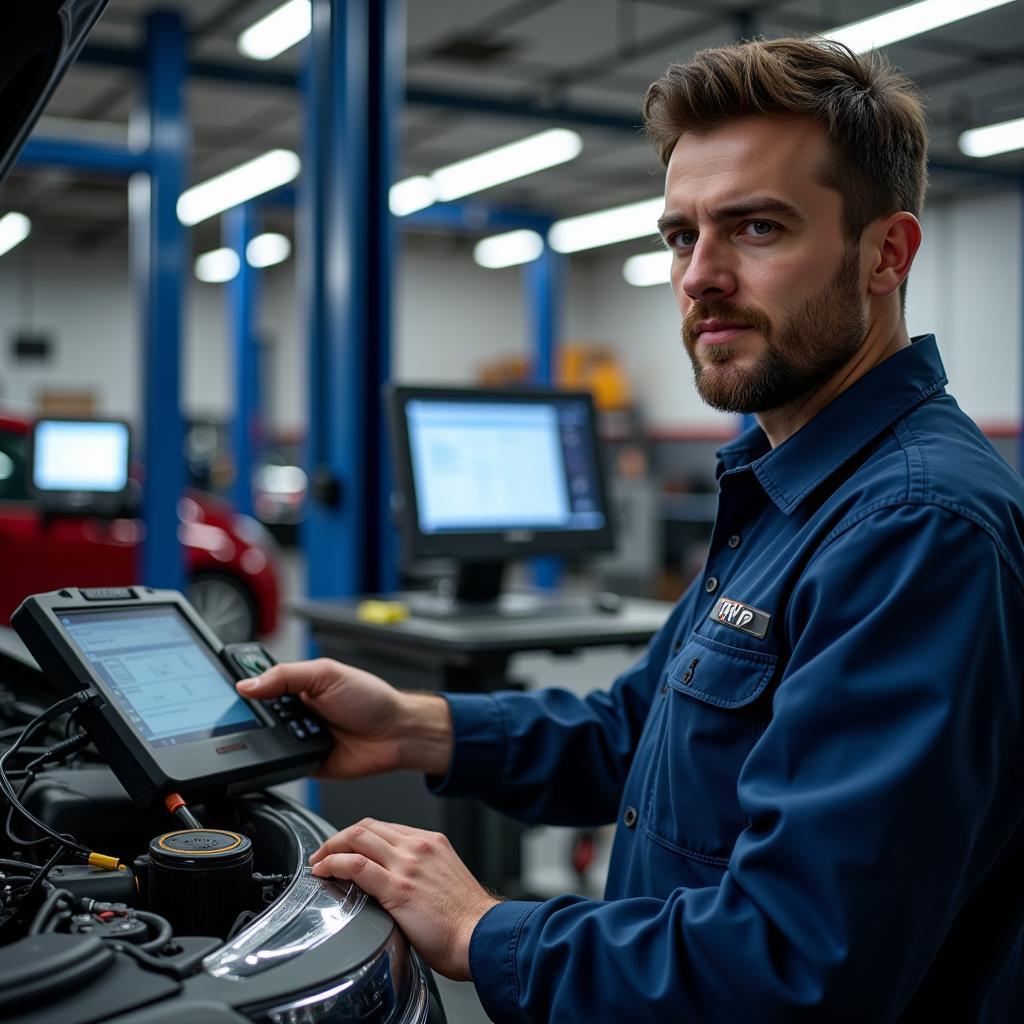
660,116,868,414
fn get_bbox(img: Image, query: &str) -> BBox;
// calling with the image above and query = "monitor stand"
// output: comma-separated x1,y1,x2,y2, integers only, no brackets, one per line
405,560,611,620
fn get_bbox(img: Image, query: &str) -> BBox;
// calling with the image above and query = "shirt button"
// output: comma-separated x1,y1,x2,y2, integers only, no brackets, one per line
681,668,693,684
727,534,741,548
623,806,638,828
705,576,719,594
672,638,683,654
660,683,669,694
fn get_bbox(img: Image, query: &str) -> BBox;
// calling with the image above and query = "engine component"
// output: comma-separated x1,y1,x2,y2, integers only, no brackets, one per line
47,862,139,905
148,828,253,938
70,910,150,945
0,933,114,1014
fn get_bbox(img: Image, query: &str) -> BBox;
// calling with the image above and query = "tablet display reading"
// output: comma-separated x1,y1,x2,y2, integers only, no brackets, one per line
60,606,263,748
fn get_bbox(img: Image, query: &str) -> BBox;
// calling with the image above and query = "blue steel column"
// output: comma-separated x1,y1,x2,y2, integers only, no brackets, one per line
226,204,260,517
525,236,561,385
526,239,563,589
302,0,401,599
133,10,187,590
371,0,404,593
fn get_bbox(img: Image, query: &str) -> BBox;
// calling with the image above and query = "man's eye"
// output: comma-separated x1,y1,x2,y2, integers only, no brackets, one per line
670,230,698,249
744,220,775,236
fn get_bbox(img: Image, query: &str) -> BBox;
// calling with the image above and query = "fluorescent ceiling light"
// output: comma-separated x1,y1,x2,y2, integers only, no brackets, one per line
825,0,1015,54
0,213,31,258
177,150,301,226
390,176,436,217
246,232,292,268
431,128,582,202
238,0,311,60
195,247,240,284
549,196,662,254
959,115,1024,158
623,251,672,287
474,230,545,269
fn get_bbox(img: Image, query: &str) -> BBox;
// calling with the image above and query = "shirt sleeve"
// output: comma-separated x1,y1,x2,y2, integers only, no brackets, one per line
467,503,1024,1022
429,598,690,827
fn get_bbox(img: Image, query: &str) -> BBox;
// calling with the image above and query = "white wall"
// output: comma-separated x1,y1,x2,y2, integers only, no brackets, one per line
0,188,1020,434
0,245,138,419
907,191,1022,427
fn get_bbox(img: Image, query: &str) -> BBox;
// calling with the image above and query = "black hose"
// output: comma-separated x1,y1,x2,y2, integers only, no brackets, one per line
173,805,203,830
109,940,189,979
18,846,65,908
135,909,173,953
0,693,95,859
28,886,73,936
0,857,44,872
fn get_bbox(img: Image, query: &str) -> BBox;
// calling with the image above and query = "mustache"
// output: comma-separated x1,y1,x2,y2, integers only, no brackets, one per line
682,302,772,346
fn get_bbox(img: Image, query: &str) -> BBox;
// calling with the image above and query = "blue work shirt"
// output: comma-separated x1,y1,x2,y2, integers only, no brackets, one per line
433,336,1024,1023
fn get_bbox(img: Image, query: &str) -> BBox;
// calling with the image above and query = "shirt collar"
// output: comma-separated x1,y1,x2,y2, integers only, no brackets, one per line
715,335,947,514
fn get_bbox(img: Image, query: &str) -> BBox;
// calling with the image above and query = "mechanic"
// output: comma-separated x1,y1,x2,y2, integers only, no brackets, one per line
238,37,1024,1023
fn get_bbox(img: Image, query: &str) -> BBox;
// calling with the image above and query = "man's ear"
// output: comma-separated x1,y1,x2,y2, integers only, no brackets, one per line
867,212,922,298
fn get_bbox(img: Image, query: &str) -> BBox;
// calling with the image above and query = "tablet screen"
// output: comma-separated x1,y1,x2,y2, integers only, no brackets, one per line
60,606,263,748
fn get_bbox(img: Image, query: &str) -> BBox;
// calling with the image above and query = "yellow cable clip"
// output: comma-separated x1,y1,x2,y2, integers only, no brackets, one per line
87,852,121,871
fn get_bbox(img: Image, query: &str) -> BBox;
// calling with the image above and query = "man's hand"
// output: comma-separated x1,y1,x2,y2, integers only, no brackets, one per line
310,819,500,980
236,658,453,779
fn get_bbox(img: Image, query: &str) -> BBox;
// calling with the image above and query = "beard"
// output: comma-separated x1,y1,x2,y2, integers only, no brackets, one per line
681,246,866,414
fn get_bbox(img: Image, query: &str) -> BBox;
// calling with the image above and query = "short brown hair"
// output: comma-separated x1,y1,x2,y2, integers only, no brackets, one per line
643,37,928,241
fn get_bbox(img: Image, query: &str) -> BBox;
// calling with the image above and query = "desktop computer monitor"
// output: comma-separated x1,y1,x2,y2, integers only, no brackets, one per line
386,384,615,609
29,418,132,515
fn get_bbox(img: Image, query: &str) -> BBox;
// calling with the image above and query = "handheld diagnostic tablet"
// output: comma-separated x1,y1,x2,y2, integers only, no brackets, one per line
12,587,331,808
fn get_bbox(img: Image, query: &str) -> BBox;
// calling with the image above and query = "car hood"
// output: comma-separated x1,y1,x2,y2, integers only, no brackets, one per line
0,1,109,185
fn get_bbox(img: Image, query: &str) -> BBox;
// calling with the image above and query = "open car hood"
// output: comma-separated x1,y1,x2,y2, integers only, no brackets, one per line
0,1,110,185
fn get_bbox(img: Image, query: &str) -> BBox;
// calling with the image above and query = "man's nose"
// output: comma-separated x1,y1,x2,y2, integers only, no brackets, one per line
680,239,737,302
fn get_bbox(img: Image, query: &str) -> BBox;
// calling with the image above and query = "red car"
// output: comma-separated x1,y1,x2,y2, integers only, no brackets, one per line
0,414,280,642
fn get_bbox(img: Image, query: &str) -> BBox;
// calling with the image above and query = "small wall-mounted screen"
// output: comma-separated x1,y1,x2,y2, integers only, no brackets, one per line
59,606,263,748
33,419,130,493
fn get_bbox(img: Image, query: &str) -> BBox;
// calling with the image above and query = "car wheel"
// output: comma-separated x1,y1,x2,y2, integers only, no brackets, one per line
188,572,258,643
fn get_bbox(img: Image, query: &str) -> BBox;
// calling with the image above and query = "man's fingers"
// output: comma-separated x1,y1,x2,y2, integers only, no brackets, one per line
236,658,341,699
311,852,392,898
310,818,406,864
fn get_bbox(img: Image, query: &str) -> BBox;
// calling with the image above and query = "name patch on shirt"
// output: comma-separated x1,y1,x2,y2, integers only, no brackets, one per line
709,596,771,639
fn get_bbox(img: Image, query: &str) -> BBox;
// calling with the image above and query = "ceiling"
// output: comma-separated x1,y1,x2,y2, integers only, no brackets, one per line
4,0,1024,259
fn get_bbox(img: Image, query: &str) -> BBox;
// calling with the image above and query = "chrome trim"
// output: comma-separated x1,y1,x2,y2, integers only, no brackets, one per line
250,929,429,1024
203,806,366,980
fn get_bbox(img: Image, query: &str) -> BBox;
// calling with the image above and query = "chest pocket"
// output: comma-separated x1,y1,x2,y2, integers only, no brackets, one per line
644,632,777,864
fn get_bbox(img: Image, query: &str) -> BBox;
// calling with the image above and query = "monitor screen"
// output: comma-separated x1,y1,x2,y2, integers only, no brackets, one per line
59,606,263,748
33,419,130,493
388,386,614,562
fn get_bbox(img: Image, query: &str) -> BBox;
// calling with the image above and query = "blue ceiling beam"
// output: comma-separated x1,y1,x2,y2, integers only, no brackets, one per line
73,44,1024,184
17,137,148,175
77,44,641,133
400,202,553,234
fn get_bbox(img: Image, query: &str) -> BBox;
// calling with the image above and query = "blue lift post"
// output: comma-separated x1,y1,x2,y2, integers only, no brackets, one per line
226,203,260,519
526,239,561,386
133,10,188,591
371,0,405,594
526,240,565,589
302,0,402,601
